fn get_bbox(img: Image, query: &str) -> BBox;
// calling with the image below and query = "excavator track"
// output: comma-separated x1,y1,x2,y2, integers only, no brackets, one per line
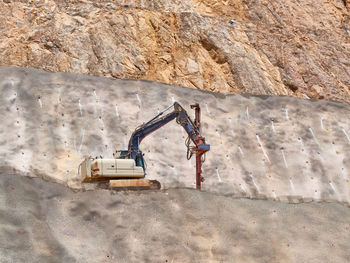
97,179,161,191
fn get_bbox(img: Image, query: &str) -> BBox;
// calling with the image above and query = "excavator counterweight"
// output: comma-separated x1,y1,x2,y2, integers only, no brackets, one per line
79,102,210,190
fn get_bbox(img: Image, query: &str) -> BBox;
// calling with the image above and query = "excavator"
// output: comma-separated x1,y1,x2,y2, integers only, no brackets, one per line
79,102,210,190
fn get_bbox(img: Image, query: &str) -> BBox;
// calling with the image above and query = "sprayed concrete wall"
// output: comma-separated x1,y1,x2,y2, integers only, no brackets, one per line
0,67,350,204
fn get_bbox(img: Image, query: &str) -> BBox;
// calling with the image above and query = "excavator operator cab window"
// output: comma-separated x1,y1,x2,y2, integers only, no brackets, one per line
115,150,129,159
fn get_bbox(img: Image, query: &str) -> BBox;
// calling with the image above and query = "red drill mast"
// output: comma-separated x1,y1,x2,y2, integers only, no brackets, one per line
191,103,209,190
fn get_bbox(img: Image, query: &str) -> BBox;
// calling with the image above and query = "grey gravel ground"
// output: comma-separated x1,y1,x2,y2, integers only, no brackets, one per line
1,173,350,263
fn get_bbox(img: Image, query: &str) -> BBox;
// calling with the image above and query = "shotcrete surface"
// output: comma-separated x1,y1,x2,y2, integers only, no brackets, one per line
1,173,350,263
1,67,350,205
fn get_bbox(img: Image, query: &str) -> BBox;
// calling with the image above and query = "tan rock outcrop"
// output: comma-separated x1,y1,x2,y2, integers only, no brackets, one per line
0,0,349,102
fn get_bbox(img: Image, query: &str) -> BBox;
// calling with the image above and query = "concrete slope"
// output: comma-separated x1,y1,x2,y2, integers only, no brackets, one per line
0,67,350,205
1,173,350,263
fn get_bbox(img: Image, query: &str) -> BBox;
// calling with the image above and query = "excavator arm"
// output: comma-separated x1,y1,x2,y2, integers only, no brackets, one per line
128,102,210,172
175,103,210,159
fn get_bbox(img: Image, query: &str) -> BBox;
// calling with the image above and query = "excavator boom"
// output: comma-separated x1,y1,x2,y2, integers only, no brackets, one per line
128,102,209,167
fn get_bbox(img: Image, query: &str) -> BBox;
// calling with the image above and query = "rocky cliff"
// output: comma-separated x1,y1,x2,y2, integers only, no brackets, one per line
1,0,350,102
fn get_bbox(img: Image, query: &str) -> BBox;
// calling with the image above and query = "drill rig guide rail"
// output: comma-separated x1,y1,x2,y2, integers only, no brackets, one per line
79,102,210,190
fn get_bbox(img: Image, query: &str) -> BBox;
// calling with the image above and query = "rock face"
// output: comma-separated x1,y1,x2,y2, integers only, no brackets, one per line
1,0,349,102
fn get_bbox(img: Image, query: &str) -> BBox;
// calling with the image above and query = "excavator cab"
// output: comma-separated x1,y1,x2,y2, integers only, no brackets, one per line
134,151,145,172
114,150,145,171
114,150,129,159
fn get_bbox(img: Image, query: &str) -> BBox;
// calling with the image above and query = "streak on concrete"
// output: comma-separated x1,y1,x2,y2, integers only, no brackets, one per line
0,67,350,205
